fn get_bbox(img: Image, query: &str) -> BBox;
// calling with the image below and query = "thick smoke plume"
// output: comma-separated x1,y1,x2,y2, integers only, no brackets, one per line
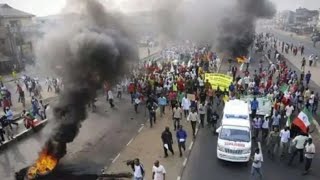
217,0,276,57
36,0,138,158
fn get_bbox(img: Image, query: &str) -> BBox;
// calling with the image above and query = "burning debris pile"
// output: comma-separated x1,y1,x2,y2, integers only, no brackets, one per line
17,0,138,179
217,0,276,57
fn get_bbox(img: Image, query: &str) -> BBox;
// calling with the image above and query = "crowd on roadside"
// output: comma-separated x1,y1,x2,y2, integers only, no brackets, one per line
0,75,62,145
112,36,318,179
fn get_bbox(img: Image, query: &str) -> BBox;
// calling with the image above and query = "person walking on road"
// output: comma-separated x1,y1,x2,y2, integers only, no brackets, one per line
5,107,18,129
187,108,200,138
198,102,206,128
250,97,259,119
267,127,280,159
301,57,306,71
147,97,157,128
116,83,122,99
280,127,291,158
158,95,167,117
152,160,166,180
251,148,263,180
107,89,115,108
130,158,145,180
161,127,174,157
288,133,308,165
181,94,191,118
172,104,182,131
303,138,315,175
305,71,311,86
176,125,187,157
308,54,314,67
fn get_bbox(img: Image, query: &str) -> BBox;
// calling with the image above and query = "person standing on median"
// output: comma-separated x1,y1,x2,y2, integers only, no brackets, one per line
187,108,200,138
152,160,166,180
161,127,174,158
176,125,187,157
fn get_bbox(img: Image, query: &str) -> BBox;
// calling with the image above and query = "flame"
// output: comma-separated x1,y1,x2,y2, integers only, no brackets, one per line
27,148,58,179
236,56,247,63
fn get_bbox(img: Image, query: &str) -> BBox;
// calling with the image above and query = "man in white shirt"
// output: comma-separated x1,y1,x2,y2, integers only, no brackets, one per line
187,108,200,138
181,95,191,118
288,133,308,165
130,158,145,180
285,104,294,120
152,160,166,180
173,104,182,131
108,90,115,108
304,138,315,175
251,148,263,179
280,127,291,157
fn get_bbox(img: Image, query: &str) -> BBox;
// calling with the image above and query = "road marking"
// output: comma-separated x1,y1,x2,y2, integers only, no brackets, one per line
188,141,194,150
127,138,134,146
177,176,181,180
258,142,263,162
183,158,188,167
112,153,120,163
138,126,144,133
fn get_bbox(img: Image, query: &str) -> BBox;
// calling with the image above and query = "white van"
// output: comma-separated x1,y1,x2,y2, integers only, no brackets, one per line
216,99,252,162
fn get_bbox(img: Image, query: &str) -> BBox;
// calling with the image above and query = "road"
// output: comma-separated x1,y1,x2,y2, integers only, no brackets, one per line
182,47,320,180
0,91,147,180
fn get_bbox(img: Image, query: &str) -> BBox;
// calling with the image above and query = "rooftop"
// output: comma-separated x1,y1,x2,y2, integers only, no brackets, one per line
0,4,34,18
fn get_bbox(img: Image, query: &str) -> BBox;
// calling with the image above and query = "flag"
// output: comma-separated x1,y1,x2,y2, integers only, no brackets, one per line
279,84,289,93
292,108,313,133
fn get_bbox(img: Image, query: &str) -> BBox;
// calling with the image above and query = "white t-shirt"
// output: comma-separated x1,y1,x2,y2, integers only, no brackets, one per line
285,105,294,117
280,129,290,143
252,152,263,168
244,76,250,84
292,135,308,149
152,165,166,180
134,165,143,178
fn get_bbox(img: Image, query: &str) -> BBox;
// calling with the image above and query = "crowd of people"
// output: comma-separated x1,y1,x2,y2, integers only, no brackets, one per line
0,75,62,145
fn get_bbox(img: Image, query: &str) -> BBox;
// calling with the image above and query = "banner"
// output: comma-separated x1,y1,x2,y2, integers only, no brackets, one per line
205,73,233,91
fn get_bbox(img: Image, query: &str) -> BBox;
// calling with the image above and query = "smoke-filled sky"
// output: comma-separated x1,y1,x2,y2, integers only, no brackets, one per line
1,0,319,17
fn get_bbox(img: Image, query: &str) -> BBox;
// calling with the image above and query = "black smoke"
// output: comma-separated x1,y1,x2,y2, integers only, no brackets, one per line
217,0,276,57
35,0,138,158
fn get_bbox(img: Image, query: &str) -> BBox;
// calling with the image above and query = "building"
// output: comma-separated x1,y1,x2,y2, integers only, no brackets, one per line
0,3,35,73
277,8,319,34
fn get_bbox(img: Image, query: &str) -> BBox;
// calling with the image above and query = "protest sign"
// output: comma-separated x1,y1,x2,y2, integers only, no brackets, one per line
204,73,232,90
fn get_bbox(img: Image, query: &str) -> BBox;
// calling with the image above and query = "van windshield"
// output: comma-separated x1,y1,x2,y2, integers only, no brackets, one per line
219,128,250,142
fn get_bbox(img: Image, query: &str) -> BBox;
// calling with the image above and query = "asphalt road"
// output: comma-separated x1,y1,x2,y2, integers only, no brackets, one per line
182,48,320,180
0,94,147,180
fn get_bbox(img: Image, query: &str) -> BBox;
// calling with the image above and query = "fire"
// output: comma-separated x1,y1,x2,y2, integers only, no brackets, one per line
27,148,58,179
236,56,247,63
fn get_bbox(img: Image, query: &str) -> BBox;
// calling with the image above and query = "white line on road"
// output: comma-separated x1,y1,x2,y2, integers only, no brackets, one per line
258,142,263,161
127,138,134,146
138,126,144,133
188,141,194,150
177,176,181,180
183,158,188,167
112,153,120,163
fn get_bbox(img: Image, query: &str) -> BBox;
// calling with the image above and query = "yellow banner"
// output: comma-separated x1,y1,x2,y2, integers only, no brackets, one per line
205,73,233,91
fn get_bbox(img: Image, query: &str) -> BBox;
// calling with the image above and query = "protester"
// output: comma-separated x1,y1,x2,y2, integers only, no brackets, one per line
303,138,315,175
130,158,145,180
251,148,263,179
187,108,200,138
172,104,182,131
288,133,308,165
176,125,187,157
152,160,166,180
161,127,174,157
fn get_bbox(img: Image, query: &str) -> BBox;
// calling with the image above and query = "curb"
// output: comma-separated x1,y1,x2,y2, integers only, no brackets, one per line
0,119,48,151
177,56,224,180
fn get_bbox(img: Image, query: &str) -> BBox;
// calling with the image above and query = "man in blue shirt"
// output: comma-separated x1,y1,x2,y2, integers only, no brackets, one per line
251,97,259,118
5,107,18,129
176,125,187,157
158,95,167,117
